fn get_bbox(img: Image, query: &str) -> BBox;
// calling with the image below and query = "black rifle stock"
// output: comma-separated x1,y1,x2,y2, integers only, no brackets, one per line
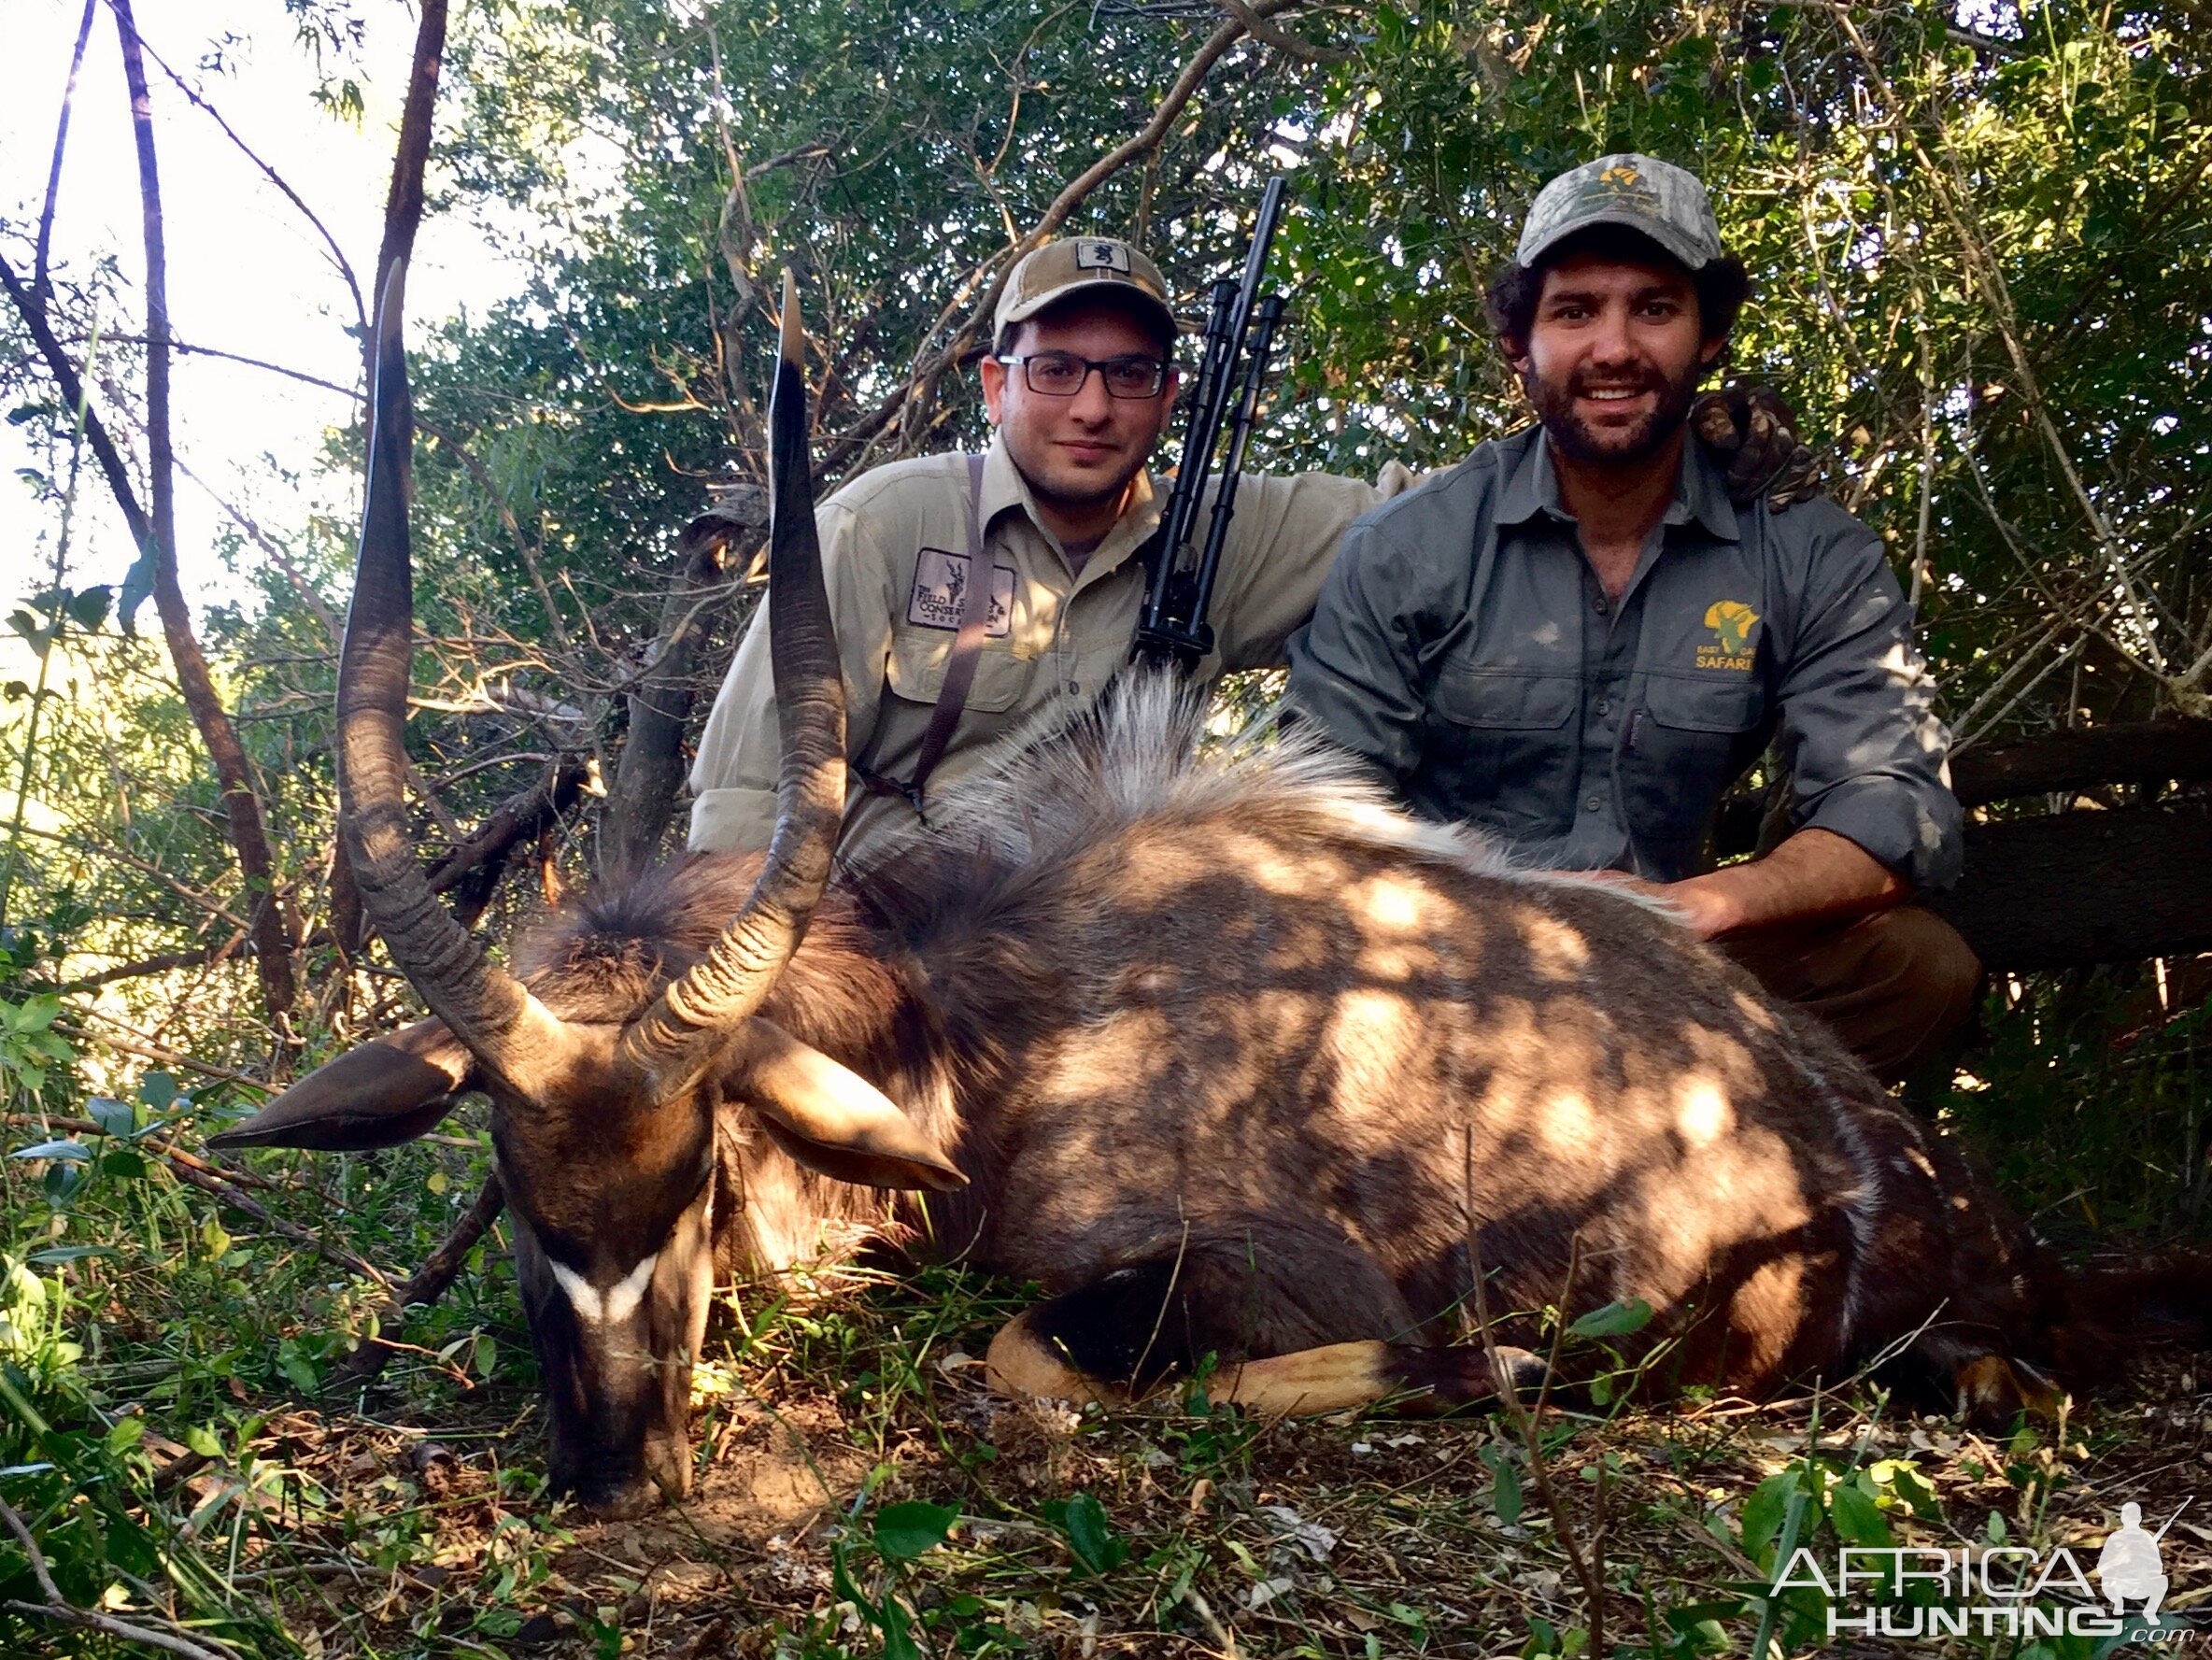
1131,175,1289,674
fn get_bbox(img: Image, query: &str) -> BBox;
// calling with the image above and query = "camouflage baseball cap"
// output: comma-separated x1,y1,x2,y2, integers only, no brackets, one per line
994,236,1175,341
1515,154,1723,272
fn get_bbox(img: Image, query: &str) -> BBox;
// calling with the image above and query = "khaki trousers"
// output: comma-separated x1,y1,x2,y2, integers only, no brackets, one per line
1722,906,1982,1085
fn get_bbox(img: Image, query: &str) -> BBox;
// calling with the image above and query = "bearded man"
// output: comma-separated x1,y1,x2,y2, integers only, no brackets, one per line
688,231,1813,867
1286,155,1977,1084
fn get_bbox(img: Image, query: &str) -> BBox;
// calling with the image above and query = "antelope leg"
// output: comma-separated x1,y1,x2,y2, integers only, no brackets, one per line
985,1309,1128,1407
1207,1340,1550,1417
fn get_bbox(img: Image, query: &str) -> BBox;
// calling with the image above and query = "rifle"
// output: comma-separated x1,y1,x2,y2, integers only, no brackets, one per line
1130,174,1290,674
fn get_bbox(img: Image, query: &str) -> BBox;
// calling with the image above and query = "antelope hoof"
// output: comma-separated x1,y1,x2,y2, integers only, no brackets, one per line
985,1310,1127,1407
1207,1340,1548,1417
1955,1353,2066,1433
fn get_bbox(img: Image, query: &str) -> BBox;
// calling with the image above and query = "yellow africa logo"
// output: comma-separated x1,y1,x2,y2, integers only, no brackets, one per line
1697,601,1760,671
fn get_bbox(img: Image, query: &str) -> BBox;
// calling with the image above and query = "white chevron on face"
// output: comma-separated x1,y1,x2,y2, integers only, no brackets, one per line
548,1253,659,1327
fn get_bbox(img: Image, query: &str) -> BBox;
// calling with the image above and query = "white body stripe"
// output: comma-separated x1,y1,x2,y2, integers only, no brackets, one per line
549,1253,659,1327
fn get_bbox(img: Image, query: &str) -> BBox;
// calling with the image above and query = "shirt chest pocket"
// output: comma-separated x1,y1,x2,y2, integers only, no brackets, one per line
886,628,1032,714
1630,675,1766,846
1425,668,1579,831
1429,667,1579,730
1641,674,1763,736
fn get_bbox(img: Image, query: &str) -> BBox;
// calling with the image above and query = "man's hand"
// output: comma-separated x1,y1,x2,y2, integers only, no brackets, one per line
1693,383,1825,511
1549,867,1731,939
1553,829,1907,942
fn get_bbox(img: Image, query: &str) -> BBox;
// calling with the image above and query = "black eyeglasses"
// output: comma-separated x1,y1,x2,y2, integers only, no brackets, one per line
997,351,1169,399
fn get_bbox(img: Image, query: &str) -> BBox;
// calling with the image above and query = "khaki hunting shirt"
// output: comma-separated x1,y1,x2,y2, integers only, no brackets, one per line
688,436,1410,862
1285,426,1962,888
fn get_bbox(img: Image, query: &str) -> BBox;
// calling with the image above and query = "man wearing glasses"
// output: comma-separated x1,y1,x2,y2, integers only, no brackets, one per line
688,235,1806,865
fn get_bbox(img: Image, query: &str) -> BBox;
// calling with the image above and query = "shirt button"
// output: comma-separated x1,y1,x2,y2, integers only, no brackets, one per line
1067,680,1081,694
1594,594,1610,615
1584,794,1604,813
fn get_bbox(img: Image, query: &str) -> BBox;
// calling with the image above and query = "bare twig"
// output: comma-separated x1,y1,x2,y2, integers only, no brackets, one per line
1464,1130,1606,1655
1216,0,1350,61
0,1496,239,1660
126,28,366,333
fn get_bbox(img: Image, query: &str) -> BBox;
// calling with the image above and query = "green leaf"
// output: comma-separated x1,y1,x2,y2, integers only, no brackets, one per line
65,586,111,632
1567,1298,1653,1339
12,1140,91,1162
101,1149,149,1180
1043,1491,1127,1575
86,1097,135,1138
1828,1480,1893,1547
139,1071,178,1112
278,1341,319,1394
25,1245,118,1265
1482,1443,1524,1524
1667,1598,1750,1629
117,540,156,635
1739,1470,1801,1567
872,1499,957,1562
185,1426,222,1458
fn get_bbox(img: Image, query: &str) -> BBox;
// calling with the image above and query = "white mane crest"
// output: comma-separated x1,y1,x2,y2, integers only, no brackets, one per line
907,670,1525,882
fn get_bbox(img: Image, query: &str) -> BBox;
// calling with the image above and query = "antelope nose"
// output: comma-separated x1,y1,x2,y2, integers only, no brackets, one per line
579,1478,665,1521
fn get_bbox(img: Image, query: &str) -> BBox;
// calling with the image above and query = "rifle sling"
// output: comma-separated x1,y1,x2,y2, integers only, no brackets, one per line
855,452,990,816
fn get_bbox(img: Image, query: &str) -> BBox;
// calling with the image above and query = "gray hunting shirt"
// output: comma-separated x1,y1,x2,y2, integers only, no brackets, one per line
1284,426,1961,888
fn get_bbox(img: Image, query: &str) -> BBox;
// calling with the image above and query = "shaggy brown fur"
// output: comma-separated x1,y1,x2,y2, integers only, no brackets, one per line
517,680,2185,1420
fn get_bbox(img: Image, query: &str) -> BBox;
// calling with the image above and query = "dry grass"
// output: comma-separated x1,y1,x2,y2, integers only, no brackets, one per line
138,1259,2209,1660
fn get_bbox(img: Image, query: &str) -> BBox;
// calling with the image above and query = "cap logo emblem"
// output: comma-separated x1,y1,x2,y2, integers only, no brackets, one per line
1582,162,1661,212
1074,239,1131,274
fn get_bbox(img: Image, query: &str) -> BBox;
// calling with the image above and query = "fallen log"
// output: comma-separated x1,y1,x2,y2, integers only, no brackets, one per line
1709,719,2212,969
1950,717,2212,808
1932,801,2212,970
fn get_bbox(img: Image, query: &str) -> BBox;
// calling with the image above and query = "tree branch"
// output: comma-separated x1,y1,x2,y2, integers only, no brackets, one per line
334,1174,505,1386
112,0,300,1029
127,27,367,333
32,0,99,309
0,1497,240,1660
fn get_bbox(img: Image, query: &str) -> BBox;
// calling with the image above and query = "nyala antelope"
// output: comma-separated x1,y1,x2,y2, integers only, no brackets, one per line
218,270,2204,1516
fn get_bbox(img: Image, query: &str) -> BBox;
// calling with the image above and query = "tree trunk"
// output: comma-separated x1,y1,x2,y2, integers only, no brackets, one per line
601,489,764,877
113,0,298,1028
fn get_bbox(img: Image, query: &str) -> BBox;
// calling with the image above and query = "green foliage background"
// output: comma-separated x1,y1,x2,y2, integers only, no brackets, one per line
0,0,2207,1653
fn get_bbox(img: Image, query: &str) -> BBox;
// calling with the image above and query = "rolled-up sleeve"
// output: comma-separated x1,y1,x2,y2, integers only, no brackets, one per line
1774,518,1962,890
1284,516,1435,786
688,500,891,853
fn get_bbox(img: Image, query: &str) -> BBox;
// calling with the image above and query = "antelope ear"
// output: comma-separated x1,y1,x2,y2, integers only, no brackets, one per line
720,1017,965,1193
208,1020,475,1151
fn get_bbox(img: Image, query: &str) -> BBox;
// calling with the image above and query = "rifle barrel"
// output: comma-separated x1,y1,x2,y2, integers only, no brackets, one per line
1133,174,1290,671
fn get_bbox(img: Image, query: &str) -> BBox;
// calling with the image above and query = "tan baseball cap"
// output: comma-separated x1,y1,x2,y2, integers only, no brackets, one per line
994,236,1175,342
1516,153,1724,272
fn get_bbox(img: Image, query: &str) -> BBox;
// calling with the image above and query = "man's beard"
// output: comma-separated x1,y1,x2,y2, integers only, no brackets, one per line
1002,431,1145,517
1524,359,1703,467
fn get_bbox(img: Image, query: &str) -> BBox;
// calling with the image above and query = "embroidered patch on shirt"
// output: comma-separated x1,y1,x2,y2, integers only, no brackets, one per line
1695,600,1760,671
907,547,1014,636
